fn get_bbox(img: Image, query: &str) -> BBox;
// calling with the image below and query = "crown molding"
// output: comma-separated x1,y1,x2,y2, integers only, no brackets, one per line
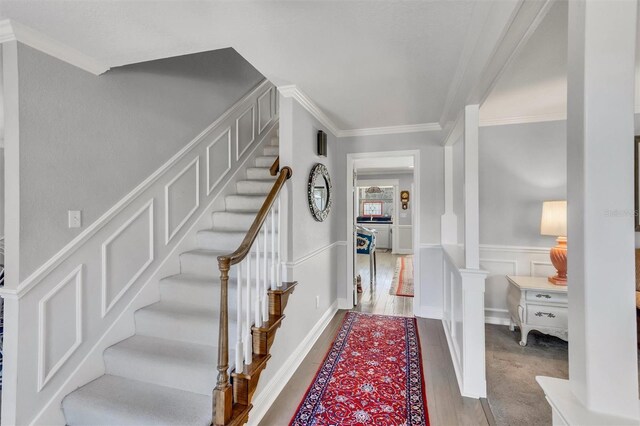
338,122,441,138
278,85,340,136
0,19,109,76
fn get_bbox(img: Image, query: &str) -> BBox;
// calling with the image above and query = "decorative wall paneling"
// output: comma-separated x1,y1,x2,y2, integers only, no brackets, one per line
0,80,278,425
479,244,553,325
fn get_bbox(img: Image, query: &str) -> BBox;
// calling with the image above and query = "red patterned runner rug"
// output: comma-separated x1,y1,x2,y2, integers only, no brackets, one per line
290,312,429,426
390,255,414,297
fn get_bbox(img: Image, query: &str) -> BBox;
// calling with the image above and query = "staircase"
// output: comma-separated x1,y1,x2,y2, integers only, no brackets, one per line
62,134,295,425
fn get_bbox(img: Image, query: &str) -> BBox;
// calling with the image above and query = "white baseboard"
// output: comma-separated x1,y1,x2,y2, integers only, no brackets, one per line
417,305,443,319
248,301,339,425
485,308,510,325
441,320,464,396
485,316,511,326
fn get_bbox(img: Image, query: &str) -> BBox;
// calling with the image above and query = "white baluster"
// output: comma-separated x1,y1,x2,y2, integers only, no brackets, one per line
235,262,243,369
255,241,262,327
262,224,269,322
270,207,276,290
277,196,282,288
243,251,252,362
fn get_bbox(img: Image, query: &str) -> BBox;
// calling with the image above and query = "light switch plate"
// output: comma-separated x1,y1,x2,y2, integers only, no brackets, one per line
68,210,82,228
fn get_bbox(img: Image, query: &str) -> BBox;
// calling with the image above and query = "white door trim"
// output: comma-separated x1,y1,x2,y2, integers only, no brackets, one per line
346,150,420,314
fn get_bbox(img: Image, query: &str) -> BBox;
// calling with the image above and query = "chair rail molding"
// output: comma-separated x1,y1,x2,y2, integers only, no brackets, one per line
0,78,271,301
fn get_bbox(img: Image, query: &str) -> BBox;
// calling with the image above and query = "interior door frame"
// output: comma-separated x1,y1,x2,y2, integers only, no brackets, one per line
346,150,420,314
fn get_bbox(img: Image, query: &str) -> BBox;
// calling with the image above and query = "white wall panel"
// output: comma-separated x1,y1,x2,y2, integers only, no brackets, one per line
165,158,199,244
101,200,154,317
236,105,255,160
207,128,231,195
480,245,552,325
258,87,274,133
38,264,83,391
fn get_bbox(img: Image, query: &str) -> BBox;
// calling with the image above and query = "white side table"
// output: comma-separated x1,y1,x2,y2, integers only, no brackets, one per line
506,275,568,346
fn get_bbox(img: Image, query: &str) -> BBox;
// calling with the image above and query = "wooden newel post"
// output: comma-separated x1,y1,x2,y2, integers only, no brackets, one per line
213,256,233,425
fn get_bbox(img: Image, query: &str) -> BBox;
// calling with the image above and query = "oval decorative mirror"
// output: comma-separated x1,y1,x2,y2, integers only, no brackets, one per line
308,163,333,222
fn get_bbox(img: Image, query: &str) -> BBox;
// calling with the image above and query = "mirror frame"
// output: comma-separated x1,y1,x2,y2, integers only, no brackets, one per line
307,163,333,222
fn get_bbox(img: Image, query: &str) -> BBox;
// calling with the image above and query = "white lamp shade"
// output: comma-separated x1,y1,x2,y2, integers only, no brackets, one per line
540,200,567,237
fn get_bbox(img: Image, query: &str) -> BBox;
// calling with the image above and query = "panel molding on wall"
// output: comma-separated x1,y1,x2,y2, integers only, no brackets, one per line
165,157,200,244
101,200,154,317
258,87,274,134
38,264,83,391
236,105,256,160
480,244,551,325
207,128,232,195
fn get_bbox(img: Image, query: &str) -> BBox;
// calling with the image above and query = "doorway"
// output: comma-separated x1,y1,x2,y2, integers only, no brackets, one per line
346,150,420,315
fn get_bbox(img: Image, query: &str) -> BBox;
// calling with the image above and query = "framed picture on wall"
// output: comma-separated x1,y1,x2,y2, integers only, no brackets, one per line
635,136,640,231
363,201,383,217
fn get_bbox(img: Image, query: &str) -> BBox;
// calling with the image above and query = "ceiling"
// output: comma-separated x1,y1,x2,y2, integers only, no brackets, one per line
481,0,568,125
0,0,480,132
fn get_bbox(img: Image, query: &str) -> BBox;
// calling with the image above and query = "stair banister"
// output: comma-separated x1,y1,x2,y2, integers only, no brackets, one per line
214,162,292,425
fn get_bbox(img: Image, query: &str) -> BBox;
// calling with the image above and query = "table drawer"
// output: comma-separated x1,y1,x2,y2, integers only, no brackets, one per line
526,304,568,329
526,290,567,304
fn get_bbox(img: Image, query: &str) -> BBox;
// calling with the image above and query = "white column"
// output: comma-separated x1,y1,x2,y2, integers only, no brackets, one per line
565,0,638,419
463,105,480,270
441,145,458,245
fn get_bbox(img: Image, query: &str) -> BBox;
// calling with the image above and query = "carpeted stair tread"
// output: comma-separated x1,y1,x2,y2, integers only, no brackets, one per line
159,273,236,307
197,228,277,251
255,155,278,167
62,375,211,426
225,194,270,212
236,179,276,195
135,300,238,346
246,167,277,180
104,334,222,395
262,145,279,156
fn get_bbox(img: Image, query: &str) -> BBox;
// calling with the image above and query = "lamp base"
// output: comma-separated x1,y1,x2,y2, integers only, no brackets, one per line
548,236,567,286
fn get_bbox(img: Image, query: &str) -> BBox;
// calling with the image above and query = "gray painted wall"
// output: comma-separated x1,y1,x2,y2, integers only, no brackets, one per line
479,120,566,247
289,100,339,256
16,44,264,280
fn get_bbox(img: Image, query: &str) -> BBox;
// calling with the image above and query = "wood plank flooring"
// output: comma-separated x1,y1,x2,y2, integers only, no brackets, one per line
258,252,488,426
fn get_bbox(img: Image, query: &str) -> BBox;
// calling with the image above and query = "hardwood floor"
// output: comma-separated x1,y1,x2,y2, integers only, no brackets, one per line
258,252,489,426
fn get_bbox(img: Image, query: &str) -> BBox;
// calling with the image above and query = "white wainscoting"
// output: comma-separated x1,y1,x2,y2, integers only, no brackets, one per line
479,244,553,325
396,225,413,254
0,80,279,426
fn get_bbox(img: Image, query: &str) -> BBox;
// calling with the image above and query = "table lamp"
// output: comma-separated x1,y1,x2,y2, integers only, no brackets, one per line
540,200,567,285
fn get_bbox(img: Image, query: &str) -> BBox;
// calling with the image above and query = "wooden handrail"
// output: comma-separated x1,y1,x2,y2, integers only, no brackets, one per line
213,160,292,425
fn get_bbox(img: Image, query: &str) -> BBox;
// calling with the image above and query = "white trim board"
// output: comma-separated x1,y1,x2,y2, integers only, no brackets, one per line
248,301,339,426
0,78,271,300
0,19,109,75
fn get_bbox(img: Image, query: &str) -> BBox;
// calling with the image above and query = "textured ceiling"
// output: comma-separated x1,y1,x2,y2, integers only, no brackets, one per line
0,0,477,131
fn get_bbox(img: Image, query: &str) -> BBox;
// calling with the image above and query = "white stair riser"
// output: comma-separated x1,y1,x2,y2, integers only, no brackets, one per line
225,195,268,212
104,346,218,396
255,156,278,167
246,167,276,180
263,146,279,156
180,251,276,277
197,230,278,252
212,212,257,230
159,276,237,308
270,136,279,146
236,180,273,195
135,308,238,347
